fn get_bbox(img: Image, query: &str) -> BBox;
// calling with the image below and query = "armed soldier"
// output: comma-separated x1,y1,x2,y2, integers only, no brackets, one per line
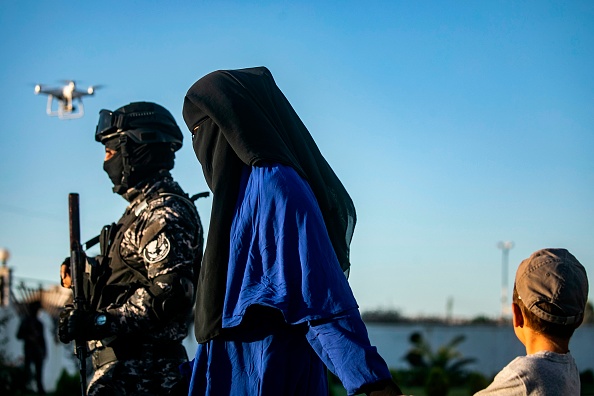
58,102,204,395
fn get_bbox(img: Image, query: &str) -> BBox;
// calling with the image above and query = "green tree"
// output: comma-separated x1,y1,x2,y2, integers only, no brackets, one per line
404,331,476,388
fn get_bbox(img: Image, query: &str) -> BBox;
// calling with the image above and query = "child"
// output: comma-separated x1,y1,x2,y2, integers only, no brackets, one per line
476,248,589,395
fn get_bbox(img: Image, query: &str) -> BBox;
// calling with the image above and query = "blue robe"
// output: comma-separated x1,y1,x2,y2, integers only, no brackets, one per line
184,164,391,395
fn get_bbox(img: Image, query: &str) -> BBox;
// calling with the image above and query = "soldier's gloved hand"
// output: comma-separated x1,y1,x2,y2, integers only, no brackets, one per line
58,304,74,343
58,304,111,343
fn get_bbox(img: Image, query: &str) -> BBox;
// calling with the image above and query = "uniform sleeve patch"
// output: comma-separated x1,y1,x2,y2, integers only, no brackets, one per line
142,233,171,263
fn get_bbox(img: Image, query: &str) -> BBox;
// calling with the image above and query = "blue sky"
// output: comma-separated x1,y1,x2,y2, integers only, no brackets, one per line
0,1,592,319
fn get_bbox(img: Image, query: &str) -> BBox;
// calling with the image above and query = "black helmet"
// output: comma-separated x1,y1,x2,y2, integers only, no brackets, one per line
95,102,183,150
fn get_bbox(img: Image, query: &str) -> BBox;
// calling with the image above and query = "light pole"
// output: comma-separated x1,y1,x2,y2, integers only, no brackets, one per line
497,241,514,321
0,247,11,307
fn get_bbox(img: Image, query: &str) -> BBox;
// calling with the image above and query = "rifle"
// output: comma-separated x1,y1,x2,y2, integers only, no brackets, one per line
68,193,88,396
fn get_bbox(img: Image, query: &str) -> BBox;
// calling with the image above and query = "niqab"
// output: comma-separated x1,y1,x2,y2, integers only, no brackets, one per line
183,66,356,343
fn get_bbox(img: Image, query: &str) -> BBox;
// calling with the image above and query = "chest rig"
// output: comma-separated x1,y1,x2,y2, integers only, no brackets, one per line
84,191,200,311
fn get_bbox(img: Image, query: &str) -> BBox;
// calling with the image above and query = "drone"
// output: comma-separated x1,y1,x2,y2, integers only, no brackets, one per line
34,80,101,119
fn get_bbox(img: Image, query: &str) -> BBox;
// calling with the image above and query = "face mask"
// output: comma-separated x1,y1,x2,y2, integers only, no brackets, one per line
103,150,124,192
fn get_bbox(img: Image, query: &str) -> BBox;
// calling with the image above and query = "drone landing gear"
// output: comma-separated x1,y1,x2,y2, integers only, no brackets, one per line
46,95,85,119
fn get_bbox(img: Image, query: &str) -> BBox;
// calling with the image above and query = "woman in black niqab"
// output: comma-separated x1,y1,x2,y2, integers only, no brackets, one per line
181,67,403,396
183,67,357,343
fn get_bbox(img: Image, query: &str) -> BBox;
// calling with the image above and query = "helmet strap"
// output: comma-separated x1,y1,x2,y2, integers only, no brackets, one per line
114,134,131,194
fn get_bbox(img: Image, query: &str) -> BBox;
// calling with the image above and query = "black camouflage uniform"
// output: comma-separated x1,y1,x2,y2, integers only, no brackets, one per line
59,102,204,396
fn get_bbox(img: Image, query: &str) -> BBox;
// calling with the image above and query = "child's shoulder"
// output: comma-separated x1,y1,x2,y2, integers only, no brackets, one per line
510,351,576,373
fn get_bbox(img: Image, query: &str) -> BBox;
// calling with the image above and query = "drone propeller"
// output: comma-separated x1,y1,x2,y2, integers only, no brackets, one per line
86,84,105,95
29,83,43,94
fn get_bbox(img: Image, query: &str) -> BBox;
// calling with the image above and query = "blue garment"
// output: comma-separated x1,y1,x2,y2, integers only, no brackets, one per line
186,317,328,396
185,164,392,395
224,163,358,326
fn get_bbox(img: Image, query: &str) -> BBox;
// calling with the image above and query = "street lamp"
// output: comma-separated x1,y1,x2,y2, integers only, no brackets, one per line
497,241,514,321
0,248,9,266
0,247,11,307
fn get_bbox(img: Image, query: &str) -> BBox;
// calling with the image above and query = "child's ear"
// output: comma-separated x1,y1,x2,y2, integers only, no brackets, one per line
512,303,524,328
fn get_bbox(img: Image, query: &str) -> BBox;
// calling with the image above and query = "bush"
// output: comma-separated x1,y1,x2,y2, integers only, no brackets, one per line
404,331,477,389
581,369,594,385
0,365,27,395
425,367,449,396
0,310,29,395
466,371,490,394
54,369,81,396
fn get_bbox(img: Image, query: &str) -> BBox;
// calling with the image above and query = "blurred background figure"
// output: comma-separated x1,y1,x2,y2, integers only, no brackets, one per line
16,300,47,395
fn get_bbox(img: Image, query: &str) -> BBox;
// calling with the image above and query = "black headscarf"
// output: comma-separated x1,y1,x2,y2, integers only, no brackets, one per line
183,66,356,343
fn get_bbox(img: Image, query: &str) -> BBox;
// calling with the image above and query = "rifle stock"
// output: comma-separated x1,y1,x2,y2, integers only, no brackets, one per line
68,193,88,396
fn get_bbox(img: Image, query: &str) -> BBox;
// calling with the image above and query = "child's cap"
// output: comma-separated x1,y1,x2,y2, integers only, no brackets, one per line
515,248,589,325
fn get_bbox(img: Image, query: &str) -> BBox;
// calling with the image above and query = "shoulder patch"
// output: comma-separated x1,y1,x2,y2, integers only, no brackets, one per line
139,221,167,250
142,233,171,264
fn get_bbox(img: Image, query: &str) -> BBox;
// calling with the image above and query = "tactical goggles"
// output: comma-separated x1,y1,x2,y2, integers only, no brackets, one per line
95,109,167,142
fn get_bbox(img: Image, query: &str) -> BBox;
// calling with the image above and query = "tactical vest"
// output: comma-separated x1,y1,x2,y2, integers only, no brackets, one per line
84,191,202,311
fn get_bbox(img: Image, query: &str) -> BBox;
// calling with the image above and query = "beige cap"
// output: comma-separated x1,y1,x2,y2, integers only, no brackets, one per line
515,248,589,325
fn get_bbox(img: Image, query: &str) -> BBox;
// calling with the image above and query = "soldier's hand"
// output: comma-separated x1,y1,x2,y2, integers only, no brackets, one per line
58,304,75,343
58,305,110,343
60,257,72,288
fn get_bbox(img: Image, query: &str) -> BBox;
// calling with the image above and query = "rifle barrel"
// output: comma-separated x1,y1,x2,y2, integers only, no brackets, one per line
68,192,87,396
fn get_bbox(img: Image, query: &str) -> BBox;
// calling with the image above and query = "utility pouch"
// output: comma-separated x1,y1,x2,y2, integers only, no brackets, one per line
100,223,120,257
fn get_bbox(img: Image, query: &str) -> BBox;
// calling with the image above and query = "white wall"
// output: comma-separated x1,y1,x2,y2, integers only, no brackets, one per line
366,323,594,377
4,307,593,391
